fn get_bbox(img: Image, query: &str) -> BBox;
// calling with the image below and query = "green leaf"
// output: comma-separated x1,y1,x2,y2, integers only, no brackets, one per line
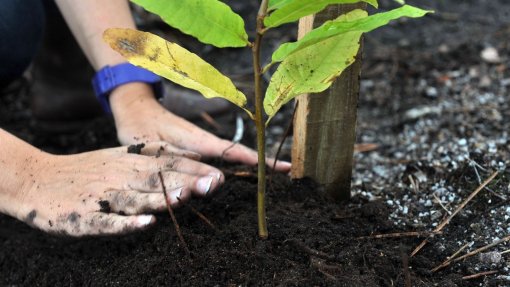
264,0,378,28
104,28,252,117
264,30,362,122
264,5,432,122
268,0,294,11
272,5,431,62
131,0,249,48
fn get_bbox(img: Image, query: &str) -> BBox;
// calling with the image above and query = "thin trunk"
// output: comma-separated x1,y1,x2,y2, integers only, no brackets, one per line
252,0,269,239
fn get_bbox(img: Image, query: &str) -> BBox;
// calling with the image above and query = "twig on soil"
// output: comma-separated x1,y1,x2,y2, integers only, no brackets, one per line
485,187,507,201
462,271,498,280
269,102,298,193
432,234,510,272
467,158,489,172
410,171,499,257
233,171,256,177
222,169,257,178
358,230,441,239
471,162,483,183
431,241,472,272
432,193,452,215
470,161,507,201
176,197,217,232
200,112,222,131
310,257,341,281
353,143,379,153
448,241,472,261
408,175,420,194
314,267,338,281
158,172,191,257
401,246,412,287
285,238,335,261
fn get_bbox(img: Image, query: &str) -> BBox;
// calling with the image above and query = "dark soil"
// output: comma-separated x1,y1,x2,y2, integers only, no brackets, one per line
2,0,510,286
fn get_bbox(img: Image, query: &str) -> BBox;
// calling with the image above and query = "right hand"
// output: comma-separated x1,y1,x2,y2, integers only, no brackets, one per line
11,142,223,236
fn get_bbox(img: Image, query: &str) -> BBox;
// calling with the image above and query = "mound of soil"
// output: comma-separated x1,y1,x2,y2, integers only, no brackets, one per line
0,173,417,286
2,0,510,286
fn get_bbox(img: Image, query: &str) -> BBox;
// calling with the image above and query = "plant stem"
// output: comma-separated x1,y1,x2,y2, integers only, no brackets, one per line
252,0,269,239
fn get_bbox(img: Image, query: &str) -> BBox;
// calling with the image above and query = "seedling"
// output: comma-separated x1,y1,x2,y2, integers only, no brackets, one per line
105,0,431,239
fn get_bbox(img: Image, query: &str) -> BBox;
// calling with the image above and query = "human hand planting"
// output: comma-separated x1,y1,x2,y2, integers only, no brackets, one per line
109,83,292,173
0,132,223,237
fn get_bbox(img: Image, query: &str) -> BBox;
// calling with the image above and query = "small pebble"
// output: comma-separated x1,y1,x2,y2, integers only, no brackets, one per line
479,251,502,264
481,46,502,64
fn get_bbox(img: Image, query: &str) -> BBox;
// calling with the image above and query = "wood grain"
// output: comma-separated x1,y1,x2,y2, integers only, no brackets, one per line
291,4,365,201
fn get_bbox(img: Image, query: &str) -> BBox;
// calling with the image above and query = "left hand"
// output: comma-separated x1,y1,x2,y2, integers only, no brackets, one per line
109,83,291,173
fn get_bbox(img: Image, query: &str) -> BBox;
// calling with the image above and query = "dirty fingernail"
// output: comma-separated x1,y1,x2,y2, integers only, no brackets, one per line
197,176,214,195
137,215,154,226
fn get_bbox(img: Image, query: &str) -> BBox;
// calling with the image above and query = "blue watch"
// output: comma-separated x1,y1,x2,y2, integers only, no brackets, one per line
92,63,164,113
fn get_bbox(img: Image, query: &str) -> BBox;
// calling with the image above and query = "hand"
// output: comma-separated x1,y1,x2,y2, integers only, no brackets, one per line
11,142,223,236
110,83,292,173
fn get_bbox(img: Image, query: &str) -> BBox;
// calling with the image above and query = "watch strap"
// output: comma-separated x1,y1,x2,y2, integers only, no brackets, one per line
92,63,164,113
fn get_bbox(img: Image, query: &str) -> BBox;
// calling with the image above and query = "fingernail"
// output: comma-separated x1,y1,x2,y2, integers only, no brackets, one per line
197,176,214,195
165,187,182,204
137,215,154,226
209,172,221,182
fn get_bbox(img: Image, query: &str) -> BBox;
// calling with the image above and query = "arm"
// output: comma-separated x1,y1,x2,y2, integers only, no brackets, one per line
54,0,153,117
54,0,134,70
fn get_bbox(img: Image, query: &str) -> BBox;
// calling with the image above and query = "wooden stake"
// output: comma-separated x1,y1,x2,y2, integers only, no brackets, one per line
291,4,365,201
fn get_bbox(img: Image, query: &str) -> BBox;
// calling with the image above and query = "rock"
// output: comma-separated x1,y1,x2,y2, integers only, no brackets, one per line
425,86,438,98
404,106,442,120
479,75,492,87
481,46,502,64
479,251,502,264
438,43,450,54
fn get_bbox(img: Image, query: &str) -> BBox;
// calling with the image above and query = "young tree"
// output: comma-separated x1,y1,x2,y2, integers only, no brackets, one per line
105,0,430,238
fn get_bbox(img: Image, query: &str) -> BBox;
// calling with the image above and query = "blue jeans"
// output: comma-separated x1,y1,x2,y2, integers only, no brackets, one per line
0,0,45,88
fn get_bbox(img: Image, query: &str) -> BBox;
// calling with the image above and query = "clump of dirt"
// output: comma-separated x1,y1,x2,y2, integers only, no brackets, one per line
127,143,145,154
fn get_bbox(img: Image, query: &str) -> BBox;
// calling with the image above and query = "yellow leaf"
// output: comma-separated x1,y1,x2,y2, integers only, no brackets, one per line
104,28,252,117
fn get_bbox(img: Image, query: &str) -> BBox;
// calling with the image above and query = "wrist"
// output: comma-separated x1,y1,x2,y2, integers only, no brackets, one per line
109,82,162,119
0,130,52,218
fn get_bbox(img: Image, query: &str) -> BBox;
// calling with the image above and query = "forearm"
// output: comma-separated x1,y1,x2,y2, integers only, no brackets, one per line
55,0,157,119
55,0,136,70
0,129,49,217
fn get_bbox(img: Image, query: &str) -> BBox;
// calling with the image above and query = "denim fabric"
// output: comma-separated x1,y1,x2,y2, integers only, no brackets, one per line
0,0,45,87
